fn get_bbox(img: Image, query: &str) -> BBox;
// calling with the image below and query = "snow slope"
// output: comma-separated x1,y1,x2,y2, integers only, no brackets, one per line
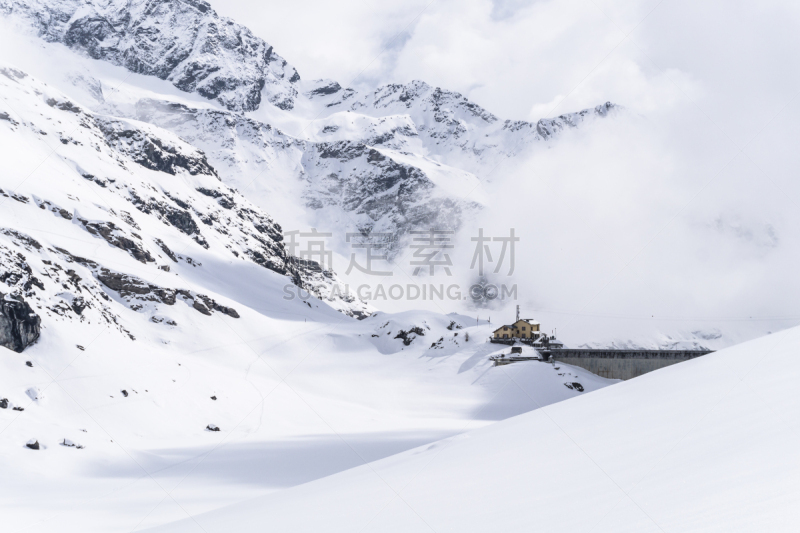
0,304,611,531
150,326,800,533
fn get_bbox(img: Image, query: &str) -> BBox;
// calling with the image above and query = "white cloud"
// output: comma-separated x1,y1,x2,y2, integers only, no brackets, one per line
211,0,800,343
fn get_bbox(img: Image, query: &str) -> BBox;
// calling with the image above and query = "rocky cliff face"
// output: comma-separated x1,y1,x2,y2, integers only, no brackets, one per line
4,0,300,112
0,295,40,353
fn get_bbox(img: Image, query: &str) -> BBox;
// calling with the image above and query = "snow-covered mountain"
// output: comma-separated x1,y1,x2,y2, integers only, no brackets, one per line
0,63,371,324
0,0,789,531
4,0,300,112
0,62,613,526
0,1,626,529
2,0,615,257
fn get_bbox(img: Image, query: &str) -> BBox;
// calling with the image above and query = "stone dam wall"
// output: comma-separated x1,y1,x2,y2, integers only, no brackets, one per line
543,349,712,380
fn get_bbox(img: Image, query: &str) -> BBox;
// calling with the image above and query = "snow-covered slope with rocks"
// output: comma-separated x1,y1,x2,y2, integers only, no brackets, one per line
0,63,371,321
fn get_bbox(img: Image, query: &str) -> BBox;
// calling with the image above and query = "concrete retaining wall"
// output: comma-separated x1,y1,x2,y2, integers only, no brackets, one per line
547,349,711,380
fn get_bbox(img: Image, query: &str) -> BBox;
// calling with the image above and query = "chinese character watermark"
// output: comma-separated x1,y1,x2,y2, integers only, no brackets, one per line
409,228,454,276
284,229,334,270
470,228,518,276
346,231,394,276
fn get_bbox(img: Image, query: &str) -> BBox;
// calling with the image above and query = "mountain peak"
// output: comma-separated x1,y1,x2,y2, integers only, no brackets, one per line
7,0,301,112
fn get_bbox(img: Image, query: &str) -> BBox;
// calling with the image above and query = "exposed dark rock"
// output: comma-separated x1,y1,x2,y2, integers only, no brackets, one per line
80,172,108,187
394,327,425,346
25,361,32,367
206,424,220,432
0,398,7,409
26,439,39,450
121,390,128,397
0,294,41,353
210,395,216,400
154,238,178,263
54,246,238,318
0,243,45,294
128,191,205,243
308,81,342,96
0,111,19,125
98,118,219,178
118,210,140,229
45,97,82,113
37,198,74,220
217,196,235,210
192,298,211,316
0,229,42,251
13,406,24,411
196,187,222,198
70,296,87,315
77,219,155,264
165,209,199,236
349,309,371,320
194,294,240,319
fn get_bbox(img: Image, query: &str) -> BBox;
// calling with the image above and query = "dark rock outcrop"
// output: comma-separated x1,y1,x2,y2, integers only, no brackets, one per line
394,327,425,346
55,247,240,319
97,117,219,178
0,294,41,353
77,219,155,264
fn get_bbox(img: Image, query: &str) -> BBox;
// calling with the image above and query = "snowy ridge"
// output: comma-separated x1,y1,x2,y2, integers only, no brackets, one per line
3,0,300,112
316,79,616,176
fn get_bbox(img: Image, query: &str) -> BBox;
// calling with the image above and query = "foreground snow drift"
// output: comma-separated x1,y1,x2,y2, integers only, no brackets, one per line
0,306,610,531
150,326,800,533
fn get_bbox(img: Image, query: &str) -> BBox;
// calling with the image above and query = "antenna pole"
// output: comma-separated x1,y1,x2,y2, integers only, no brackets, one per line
516,304,520,322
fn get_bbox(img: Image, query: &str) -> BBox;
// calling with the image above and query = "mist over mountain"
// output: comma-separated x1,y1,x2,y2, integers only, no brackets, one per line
0,1,798,530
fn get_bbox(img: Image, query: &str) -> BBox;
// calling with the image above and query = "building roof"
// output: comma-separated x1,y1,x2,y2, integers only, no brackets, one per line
493,325,515,333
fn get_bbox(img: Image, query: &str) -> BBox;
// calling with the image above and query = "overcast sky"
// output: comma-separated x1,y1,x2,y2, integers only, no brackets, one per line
212,0,800,343
213,0,800,123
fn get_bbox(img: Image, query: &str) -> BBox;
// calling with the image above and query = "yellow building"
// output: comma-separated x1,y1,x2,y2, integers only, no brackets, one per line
492,319,540,340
